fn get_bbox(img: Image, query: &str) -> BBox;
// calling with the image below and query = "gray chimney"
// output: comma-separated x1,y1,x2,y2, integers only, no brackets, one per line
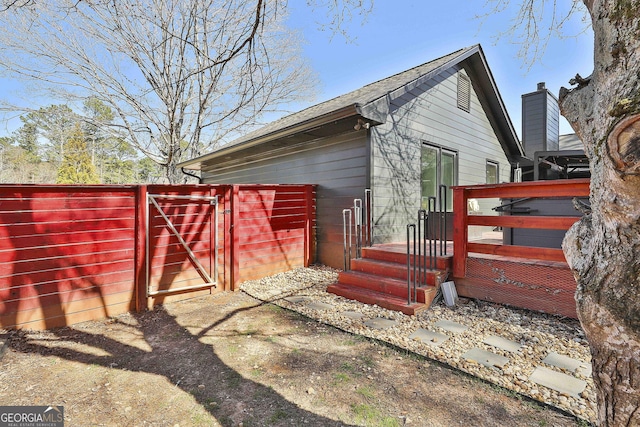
521,82,559,158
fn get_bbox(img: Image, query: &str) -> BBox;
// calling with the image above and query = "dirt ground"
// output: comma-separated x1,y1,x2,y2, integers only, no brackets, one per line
0,291,587,427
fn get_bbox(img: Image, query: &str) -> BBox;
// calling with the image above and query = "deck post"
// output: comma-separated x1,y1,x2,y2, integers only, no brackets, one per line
304,185,315,267
134,185,148,312
452,186,468,278
230,185,241,291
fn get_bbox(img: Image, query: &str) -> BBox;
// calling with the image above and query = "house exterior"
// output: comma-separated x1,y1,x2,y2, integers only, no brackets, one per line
179,44,524,269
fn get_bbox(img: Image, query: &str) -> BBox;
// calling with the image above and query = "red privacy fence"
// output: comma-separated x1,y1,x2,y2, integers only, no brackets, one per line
0,184,316,330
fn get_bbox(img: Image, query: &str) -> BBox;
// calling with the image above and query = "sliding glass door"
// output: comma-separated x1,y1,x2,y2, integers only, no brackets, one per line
421,143,456,211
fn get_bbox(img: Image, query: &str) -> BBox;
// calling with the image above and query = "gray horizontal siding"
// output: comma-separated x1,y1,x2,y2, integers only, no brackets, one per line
201,131,368,269
372,67,510,244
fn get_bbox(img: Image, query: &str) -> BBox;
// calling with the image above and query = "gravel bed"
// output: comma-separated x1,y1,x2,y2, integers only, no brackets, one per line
240,265,596,424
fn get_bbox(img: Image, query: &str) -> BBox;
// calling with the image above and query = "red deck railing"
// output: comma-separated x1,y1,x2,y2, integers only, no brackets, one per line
452,179,591,278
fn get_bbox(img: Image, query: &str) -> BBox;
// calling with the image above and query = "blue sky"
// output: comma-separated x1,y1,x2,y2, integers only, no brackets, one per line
0,1,593,139
286,0,594,137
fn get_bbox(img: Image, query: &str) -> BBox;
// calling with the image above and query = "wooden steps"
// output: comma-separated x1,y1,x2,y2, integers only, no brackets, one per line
327,244,452,315
327,283,430,315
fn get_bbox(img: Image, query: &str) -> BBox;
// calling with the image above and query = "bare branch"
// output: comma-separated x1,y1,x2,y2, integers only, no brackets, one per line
477,0,590,68
0,0,317,182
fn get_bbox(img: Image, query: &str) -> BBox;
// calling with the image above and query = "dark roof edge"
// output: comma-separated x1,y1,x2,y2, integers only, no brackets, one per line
179,104,362,170
470,45,524,160
385,45,478,104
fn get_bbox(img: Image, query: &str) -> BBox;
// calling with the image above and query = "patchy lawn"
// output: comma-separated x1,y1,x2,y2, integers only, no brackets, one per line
0,291,586,426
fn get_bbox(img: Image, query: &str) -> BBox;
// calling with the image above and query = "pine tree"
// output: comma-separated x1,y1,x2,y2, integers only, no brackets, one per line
56,124,100,184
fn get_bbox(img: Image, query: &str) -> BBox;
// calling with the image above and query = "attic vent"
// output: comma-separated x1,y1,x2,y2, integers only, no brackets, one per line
457,73,471,112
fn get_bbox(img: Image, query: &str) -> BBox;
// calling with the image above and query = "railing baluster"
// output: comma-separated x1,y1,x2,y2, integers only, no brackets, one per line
406,224,416,305
354,199,362,258
342,208,352,271
364,189,372,247
439,185,448,256
428,196,437,270
417,209,427,289
343,189,372,270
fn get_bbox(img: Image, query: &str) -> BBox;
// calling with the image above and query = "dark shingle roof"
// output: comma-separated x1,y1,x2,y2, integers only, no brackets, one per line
180,44,523,169
229,47,472,144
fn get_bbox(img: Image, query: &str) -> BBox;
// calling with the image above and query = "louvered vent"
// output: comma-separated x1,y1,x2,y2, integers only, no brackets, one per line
457,73,471,112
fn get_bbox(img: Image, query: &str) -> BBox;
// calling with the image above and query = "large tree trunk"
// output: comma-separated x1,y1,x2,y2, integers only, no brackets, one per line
561,1,640,425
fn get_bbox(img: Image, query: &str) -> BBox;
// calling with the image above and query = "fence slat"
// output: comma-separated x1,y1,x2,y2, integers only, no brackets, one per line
467,242,567,262
467,215,580,230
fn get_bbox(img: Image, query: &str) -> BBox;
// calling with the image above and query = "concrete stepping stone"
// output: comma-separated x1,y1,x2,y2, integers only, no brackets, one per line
434,320,468,334
483,335,522,353
283,296,310,304
306,301,334,311
529,366,587,397
364,317,398,330
409,329,449,346
340,311,364,320
543,352,592,377
462,348,509,369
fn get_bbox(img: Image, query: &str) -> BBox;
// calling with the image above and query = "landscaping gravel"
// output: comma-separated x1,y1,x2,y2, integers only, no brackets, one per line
240,265,596,424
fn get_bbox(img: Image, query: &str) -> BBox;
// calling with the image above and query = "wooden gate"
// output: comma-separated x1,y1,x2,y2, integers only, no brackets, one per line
144,185,226,307
147,193,218,295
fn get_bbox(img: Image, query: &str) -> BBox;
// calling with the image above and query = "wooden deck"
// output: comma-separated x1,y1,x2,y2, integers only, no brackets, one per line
330,233,579,318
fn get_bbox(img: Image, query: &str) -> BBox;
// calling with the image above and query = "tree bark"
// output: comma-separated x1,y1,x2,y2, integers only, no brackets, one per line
561,1,640,425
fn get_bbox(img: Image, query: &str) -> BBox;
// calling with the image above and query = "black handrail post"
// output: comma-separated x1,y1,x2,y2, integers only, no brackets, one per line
406,224,416,305
342,209,352,271
354,199,362,258
422,210,428,290
428,197,437,270
439,185,448,256
417,209,427,288
364,189,372,247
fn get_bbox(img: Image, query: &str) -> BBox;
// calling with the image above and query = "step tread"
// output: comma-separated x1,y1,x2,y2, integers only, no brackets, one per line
351,258,447,283
339,270,407,285
361,247,453,270
338,270,439,303
327,283,428,315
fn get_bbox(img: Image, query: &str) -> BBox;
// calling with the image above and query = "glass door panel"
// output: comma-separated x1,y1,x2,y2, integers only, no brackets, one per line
421,145,438,210
421,144,456,212
441,151,455,211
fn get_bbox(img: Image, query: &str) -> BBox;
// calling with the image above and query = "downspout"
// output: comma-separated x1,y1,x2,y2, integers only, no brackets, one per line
181,167,202,184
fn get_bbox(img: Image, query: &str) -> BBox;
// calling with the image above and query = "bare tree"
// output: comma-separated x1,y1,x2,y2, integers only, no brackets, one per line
488,0,640,425
0,0,320,183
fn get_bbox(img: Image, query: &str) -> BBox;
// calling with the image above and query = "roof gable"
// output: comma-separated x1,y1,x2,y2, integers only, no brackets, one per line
181,44,523,169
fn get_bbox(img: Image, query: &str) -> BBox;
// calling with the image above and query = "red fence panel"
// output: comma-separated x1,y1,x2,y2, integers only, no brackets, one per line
0,184,316,330
232,185,316,286
0,186,138,329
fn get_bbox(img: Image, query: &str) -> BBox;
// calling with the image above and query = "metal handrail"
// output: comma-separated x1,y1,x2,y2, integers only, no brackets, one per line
439,185,448,256
342,209,352,271
417,209,428,288
354,198,362,258
428,196,437,269
404,186,450,300
406,224,416,305
364,189,372,246
342,189,373,270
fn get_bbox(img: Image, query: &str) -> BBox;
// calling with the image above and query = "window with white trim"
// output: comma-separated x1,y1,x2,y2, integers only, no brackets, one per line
486,160,499,184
